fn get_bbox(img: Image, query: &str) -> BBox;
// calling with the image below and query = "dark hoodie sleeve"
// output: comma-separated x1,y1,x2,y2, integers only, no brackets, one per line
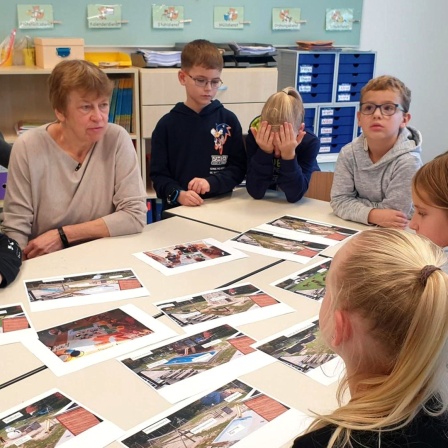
0,233,22,287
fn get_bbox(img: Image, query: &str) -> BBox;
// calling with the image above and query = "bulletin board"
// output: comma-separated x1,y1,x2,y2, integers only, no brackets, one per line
0,1,363,48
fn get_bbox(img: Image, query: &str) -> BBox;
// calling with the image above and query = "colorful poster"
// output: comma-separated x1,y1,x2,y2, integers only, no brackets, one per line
87,4,123,28
25,269,149,312
133,238,247,276
254,318,342,385
272,8,301,31
214,6,244,29
229,228,329,263
119,379,310,448
0,304,34,344
155,282,293,333
17,4,54,29
120,324,274,403
272,258,332,302
22,304,177,376
0,389,122,447
326,8,354,31
152,5,184,29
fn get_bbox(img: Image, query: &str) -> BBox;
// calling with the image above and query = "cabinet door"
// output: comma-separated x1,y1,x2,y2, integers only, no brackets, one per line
141,105,173,138
140,69,184,105
215,68,278,104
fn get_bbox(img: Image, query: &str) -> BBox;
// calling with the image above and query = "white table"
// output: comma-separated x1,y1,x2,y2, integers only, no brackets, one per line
165,187,369,233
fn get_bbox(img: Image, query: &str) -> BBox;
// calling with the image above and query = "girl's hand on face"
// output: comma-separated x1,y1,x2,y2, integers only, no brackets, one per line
251,121,274,154
276,122,305,160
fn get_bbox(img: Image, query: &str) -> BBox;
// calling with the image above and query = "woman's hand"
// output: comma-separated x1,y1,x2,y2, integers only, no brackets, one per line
23,229,64,260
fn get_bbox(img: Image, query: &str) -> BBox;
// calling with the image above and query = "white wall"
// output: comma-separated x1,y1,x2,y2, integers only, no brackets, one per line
360,0,448,162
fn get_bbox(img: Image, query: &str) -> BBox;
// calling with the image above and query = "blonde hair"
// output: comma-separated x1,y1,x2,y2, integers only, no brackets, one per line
360,75,412,113
48,59,113,114
260,87,304,134
412,151,448,211
181,39,223,71
308,229,448,447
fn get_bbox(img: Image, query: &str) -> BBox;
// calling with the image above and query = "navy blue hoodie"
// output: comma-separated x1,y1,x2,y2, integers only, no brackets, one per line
150,100,246,208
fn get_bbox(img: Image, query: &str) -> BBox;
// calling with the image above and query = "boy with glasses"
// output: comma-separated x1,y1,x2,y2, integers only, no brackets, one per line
150,39,246,210
330,75,422,227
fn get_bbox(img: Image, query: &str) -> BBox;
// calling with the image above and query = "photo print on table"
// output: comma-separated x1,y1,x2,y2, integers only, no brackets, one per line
133,238,247,276
154,282,294,333
0,303,35,344
254,317,343,385
0,389,122,447
120,323,274,403
22,304,177,376
229,228,329,263
260,215,359,245
119,378,309,448
272,258,332,302
25,268,149,312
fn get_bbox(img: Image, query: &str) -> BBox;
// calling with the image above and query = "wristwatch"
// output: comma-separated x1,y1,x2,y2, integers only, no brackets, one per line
167,188,181,205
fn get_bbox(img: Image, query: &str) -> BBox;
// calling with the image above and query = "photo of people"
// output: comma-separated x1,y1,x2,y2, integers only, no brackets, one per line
254,319,342,385
0,390,122,447
155,283,294,334
22,305,177,376
25,269,148,312
134,238,246,276
120,379,293,448
273,258,332,301
229,229,329,264
37,308,153,362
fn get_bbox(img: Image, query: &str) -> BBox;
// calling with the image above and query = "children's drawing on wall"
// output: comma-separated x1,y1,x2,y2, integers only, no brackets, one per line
87,4,123,28
152,5,184,29
272,8,301,31
214,6,244,29
326,8,354,31
17,4,54,29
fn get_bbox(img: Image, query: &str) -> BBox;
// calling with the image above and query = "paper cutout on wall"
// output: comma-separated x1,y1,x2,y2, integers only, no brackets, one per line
326,8,354,31
272,8,301,31
214,6,244,29
152,5,185,29
87,4,123,28
18,4,54,29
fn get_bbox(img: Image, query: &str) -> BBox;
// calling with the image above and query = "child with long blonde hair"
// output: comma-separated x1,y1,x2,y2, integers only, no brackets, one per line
293,228,448,447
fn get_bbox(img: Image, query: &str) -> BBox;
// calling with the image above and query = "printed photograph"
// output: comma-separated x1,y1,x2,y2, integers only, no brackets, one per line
120,379,289,448
36,308,153,363
157,284,280,328
134,238,246,276
0,304,30,333
121,325,255,390
25,269,148,311
266,215,358,241
230,228,328,263
255,319,340,385
0,391,102,447
273,258,332,301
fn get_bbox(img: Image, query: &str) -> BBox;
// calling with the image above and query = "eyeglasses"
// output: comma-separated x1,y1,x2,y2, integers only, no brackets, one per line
359,103,405,116
186,73,223,89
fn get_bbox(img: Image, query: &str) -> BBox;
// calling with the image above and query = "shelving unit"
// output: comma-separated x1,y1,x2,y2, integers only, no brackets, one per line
277,49,376,169
0,66,140,155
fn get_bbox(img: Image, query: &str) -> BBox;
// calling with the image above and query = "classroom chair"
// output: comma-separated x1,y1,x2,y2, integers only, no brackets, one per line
304,171,334,202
